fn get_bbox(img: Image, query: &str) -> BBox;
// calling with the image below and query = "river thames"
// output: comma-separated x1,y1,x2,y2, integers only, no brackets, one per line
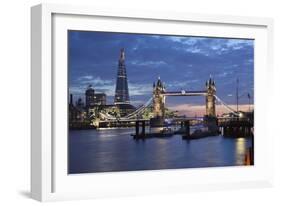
68,128,253,174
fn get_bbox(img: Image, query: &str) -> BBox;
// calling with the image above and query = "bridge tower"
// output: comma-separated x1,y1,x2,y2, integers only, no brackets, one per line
205,77,216,117
153,77,165,118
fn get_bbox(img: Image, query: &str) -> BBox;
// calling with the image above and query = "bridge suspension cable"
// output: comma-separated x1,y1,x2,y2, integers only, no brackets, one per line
95,94,240,121
214,95,239,116
123,97,153,119
98,111,116,120
96,97,153,121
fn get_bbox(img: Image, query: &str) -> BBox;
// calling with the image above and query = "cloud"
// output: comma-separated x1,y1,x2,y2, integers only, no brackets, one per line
170,37,253,56
165,80,200,90
166,36,200,46
77,76,113,85
70,76,115,96
130,60,167,67
226,39,253,48
68,31,254,106
70,76,154,98
69,86,85,95
128,83,153,96
77,75,92,80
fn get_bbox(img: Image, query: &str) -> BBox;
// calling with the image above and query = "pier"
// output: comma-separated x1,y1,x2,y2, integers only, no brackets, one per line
133,118,219,140
218,117,253,137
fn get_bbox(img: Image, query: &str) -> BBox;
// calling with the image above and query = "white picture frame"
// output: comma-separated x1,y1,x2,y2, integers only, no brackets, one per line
31,3,274,202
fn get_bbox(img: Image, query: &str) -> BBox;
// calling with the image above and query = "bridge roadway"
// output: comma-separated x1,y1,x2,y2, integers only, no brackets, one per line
98,117,204,124
97,117,205,131
98,116,253,125
163,91,207,96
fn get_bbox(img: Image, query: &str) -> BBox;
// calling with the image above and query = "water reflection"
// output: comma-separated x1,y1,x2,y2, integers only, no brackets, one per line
69,128,253,174
235,137,246,165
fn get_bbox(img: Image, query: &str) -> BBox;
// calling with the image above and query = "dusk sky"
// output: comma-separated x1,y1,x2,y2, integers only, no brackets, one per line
68,31,254,116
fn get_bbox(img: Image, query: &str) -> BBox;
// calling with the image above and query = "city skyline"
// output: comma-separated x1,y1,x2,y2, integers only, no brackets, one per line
68,30,254,174
68,31,254,116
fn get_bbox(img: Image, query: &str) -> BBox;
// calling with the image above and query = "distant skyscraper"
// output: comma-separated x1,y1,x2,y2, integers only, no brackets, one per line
114,48,130,104
85,85,107,107
85,85,95,107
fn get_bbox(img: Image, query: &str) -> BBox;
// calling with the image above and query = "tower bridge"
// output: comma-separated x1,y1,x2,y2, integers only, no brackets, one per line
152,77,216,119
95,76,241,122
90,76,253,139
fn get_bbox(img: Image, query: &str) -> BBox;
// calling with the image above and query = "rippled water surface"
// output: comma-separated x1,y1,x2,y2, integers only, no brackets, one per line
69,128,253,174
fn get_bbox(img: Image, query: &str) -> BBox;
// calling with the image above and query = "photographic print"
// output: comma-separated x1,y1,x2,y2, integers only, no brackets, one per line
68,31,254,174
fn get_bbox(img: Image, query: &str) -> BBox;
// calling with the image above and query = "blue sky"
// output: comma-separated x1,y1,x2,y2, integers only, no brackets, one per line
68,31,254,116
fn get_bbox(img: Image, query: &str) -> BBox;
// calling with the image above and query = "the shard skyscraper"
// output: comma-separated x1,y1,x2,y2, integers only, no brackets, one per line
114,48,130,104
